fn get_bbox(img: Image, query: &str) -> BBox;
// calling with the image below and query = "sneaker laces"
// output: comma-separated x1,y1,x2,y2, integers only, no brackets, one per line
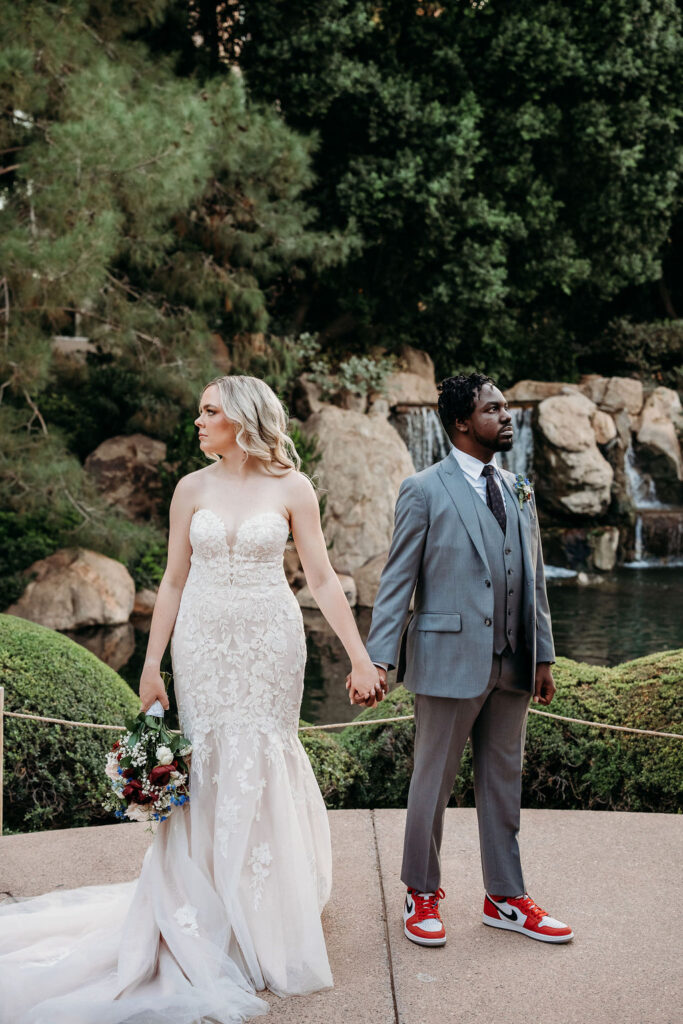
510,894,547,923
409,888,445,921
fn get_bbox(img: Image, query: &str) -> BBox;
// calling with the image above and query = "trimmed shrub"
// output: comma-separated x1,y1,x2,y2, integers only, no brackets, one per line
338,652,683,814
299,725,366,808
0,614,139,833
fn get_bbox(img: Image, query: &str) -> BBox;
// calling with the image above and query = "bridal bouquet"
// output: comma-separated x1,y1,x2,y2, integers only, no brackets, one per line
104,674,192,825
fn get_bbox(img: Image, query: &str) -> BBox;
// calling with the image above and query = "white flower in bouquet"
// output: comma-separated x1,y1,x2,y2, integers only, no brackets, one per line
156,746,174,765
125,804,151,823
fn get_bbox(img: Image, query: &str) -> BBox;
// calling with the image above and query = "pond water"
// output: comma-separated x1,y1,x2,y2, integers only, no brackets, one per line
82,566,682,728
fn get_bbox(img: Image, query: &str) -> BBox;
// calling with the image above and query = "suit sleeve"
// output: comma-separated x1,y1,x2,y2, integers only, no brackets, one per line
365,476,429,668
534,503,555,664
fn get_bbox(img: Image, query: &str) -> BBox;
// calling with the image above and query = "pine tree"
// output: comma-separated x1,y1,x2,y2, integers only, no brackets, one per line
0,1,347,596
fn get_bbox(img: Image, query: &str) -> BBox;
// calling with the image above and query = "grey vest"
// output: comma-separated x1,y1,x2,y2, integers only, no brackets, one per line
472,489,524,654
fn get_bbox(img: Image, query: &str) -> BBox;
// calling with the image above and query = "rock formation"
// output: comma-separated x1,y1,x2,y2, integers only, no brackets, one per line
534,393,614,517
84,434,167,520
384,345,440,407
299,405,415,574
635,387,683,505
6,548,136,630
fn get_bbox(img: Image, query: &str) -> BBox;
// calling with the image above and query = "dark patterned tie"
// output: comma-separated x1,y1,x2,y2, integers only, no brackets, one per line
481,464,507,534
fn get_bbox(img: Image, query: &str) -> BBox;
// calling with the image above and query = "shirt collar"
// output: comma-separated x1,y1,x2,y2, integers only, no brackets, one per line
451,446,499,483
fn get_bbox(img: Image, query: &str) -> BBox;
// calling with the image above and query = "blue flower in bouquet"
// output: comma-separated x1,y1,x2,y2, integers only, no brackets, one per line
102,674,192,830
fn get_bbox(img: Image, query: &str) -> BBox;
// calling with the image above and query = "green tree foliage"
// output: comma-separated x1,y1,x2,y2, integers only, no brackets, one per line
236,0,683,380
0,1,343,582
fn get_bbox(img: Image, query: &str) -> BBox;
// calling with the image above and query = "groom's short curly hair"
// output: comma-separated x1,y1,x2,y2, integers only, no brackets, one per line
437,372,495,436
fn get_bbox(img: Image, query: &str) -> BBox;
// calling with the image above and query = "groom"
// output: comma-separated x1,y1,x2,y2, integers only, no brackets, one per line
364,373,573,946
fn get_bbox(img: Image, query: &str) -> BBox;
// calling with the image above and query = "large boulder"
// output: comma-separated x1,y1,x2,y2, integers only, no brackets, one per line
580,375,644,417
65,622,136,672
635,387,683,504
354,552,389,608
84,433,167,521
504,380,580,404
591,409,617,446
535,393,614,517
6,548,135,630
384,345,439,407
291,374,327,420
0,613,139,831
300,406,415,573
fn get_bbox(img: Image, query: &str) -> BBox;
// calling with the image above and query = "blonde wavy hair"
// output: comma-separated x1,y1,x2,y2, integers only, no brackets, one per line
200,375,301,474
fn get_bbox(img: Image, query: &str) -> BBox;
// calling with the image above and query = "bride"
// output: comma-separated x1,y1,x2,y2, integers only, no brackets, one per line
0,375,384,1024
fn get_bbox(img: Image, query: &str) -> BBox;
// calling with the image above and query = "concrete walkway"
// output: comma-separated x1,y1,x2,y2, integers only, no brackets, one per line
2,809,681,1024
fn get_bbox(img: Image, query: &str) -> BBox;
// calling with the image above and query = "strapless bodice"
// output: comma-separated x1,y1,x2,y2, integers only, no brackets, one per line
186,508,290,589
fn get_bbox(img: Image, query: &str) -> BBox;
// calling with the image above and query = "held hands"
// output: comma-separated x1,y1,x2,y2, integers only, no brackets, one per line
345,664,387,708
139,664,170,714
533,662,556,706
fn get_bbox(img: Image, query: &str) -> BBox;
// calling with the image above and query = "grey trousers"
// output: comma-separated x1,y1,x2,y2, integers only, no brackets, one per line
401,647,531,896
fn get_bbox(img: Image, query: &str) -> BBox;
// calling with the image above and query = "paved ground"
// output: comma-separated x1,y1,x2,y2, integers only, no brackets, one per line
2,809,681,1024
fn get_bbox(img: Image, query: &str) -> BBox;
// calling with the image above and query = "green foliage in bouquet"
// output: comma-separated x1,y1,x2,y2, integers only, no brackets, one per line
0,614,139,834
104,672,192,825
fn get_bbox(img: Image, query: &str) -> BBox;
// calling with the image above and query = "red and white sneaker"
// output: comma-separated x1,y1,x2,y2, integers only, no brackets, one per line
483,893,573,943
403,888,446,946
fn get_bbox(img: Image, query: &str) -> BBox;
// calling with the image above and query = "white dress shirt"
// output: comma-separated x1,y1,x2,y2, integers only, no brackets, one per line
450,447,507,510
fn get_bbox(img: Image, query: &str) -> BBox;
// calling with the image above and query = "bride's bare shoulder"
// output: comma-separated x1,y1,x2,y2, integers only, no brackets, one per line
280,469,317,512
172,465,213,504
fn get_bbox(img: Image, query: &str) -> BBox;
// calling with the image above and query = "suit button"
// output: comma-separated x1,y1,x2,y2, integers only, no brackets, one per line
505,548,511,555
484,579,491,587
508,609,512,616
507,568,513,575
484,618,492,626
507,628,513,635
509,589,514,595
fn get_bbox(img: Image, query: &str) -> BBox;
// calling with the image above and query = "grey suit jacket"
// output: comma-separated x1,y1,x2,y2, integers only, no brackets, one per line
366,454,555,698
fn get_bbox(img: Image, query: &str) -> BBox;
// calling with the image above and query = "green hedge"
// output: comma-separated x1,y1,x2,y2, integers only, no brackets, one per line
338,652,683,814
2,613,680,835
299,726,365,808
0,614,139,833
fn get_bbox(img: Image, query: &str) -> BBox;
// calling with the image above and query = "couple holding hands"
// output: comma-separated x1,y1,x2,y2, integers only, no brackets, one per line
0,370,571,1024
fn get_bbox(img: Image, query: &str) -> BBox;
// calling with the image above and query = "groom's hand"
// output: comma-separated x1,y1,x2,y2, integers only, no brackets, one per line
345,667,385,707
533,662,556,706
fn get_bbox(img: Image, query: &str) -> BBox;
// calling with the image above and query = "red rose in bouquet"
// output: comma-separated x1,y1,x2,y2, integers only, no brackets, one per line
103,674,192,827
149,762,177,787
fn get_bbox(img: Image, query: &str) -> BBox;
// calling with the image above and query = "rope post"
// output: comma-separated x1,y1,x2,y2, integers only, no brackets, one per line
0,686,4,836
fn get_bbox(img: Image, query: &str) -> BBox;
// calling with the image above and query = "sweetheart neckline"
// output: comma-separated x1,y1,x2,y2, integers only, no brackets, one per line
192,508,290,551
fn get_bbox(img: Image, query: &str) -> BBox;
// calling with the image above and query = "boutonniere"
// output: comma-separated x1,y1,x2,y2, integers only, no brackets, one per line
513,474,533,511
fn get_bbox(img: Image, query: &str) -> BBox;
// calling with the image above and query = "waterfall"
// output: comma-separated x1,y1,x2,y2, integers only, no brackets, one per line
623,444,683,566
391,407,451,472
498,407,534,479
634,515,644,563
625,510,683,568
624,444,666,510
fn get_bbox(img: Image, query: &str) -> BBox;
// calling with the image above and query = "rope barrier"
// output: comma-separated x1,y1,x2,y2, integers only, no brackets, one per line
3,707,682,739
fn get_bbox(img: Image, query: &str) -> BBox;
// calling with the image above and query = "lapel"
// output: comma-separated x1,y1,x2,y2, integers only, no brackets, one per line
437,455,489,572
500,470,535,581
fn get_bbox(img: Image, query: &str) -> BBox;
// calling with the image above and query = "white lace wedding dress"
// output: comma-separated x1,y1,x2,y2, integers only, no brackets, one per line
0,509,333,1024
